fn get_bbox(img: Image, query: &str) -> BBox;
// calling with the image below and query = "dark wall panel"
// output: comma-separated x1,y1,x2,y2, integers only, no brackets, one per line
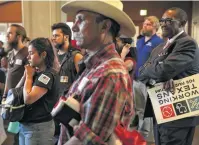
123,1,193,35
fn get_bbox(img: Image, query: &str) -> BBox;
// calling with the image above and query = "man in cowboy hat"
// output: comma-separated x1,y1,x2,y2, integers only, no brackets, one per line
61,0,135,144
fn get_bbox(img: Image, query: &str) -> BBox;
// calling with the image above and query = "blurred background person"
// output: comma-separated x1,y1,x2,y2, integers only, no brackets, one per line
0,56,8,100
0,40,6,59
133,16,164,143
0,69,6,101
1,56,8,76
116,35,137,77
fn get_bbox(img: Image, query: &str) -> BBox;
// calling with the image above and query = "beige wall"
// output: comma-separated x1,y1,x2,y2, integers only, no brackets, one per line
22,1,62,39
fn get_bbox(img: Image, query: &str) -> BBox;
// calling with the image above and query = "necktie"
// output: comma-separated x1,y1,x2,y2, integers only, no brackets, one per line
163,40,171,50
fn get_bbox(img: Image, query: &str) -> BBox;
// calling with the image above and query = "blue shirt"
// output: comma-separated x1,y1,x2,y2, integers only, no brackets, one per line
135,34,163,78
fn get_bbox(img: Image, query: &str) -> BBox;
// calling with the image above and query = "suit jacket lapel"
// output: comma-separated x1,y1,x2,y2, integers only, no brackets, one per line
163,32,187,53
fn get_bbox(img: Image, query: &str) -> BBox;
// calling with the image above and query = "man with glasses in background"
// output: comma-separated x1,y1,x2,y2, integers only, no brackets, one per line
138,7,199,145
0,41,6,58
133,16,163,143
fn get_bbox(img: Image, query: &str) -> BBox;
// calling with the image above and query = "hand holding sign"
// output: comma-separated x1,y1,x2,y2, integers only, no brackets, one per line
148,74,199,124
163,79,175,94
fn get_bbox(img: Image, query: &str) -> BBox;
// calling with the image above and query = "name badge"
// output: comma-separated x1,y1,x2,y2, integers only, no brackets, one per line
38,74,50,85
60,76,68,83
77,77,89,93
15,59,22,65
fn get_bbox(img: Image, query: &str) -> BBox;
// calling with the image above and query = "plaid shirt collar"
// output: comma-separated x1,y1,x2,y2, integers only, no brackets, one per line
65,42,133,144
83,42,116,69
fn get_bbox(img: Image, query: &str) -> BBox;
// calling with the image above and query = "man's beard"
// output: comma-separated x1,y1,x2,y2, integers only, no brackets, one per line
55,39,65,50
142,29,153,37
7,38,18,50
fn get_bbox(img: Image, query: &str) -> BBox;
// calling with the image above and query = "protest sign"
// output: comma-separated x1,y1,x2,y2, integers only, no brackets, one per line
147,74,199,124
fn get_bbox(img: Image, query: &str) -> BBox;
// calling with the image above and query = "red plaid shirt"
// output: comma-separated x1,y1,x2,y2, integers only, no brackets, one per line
66,43,134,145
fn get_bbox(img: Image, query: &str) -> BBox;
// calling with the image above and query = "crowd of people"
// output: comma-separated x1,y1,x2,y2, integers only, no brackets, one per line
0,0,199,145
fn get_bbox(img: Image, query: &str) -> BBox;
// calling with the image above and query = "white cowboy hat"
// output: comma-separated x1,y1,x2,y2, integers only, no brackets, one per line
61,0,136,37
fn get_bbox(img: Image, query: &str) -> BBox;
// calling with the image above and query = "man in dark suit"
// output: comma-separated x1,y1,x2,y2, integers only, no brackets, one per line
138,7,199,145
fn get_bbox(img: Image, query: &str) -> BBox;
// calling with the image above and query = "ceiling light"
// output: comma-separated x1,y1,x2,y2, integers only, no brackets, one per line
140,10,147,16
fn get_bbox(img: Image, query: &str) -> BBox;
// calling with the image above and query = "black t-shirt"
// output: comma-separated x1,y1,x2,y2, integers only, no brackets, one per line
21,69,59,123
58,48,81,96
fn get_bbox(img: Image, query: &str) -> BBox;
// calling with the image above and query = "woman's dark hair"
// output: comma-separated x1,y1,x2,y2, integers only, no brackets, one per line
120,38,133,45
29,38,55,69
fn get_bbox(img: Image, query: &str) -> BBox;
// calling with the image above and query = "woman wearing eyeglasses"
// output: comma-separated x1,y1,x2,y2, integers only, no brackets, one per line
19,38,59,145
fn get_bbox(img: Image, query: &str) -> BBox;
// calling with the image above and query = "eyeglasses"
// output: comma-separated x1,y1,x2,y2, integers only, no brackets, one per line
159,18,179,26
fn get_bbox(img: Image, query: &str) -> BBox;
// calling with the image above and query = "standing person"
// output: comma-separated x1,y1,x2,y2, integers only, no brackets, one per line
115,35,136,76
19,38,59,145
0,56,7,101
138,7,199,145
51,22,83,145
2,24,29,102
0,69,5,101
2,24,29,145
136,16,164,78
61,0,135,144
51,22,83,92
133,16,163,141
0,40,6,58
1,56,8,75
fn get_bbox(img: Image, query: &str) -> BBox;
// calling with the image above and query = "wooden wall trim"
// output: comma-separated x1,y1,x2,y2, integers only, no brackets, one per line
0,1,22,23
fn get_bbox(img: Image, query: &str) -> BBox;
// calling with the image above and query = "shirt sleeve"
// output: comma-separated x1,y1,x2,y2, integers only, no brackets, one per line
74,72,134,144
34,72,54,90
139,39,197,82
